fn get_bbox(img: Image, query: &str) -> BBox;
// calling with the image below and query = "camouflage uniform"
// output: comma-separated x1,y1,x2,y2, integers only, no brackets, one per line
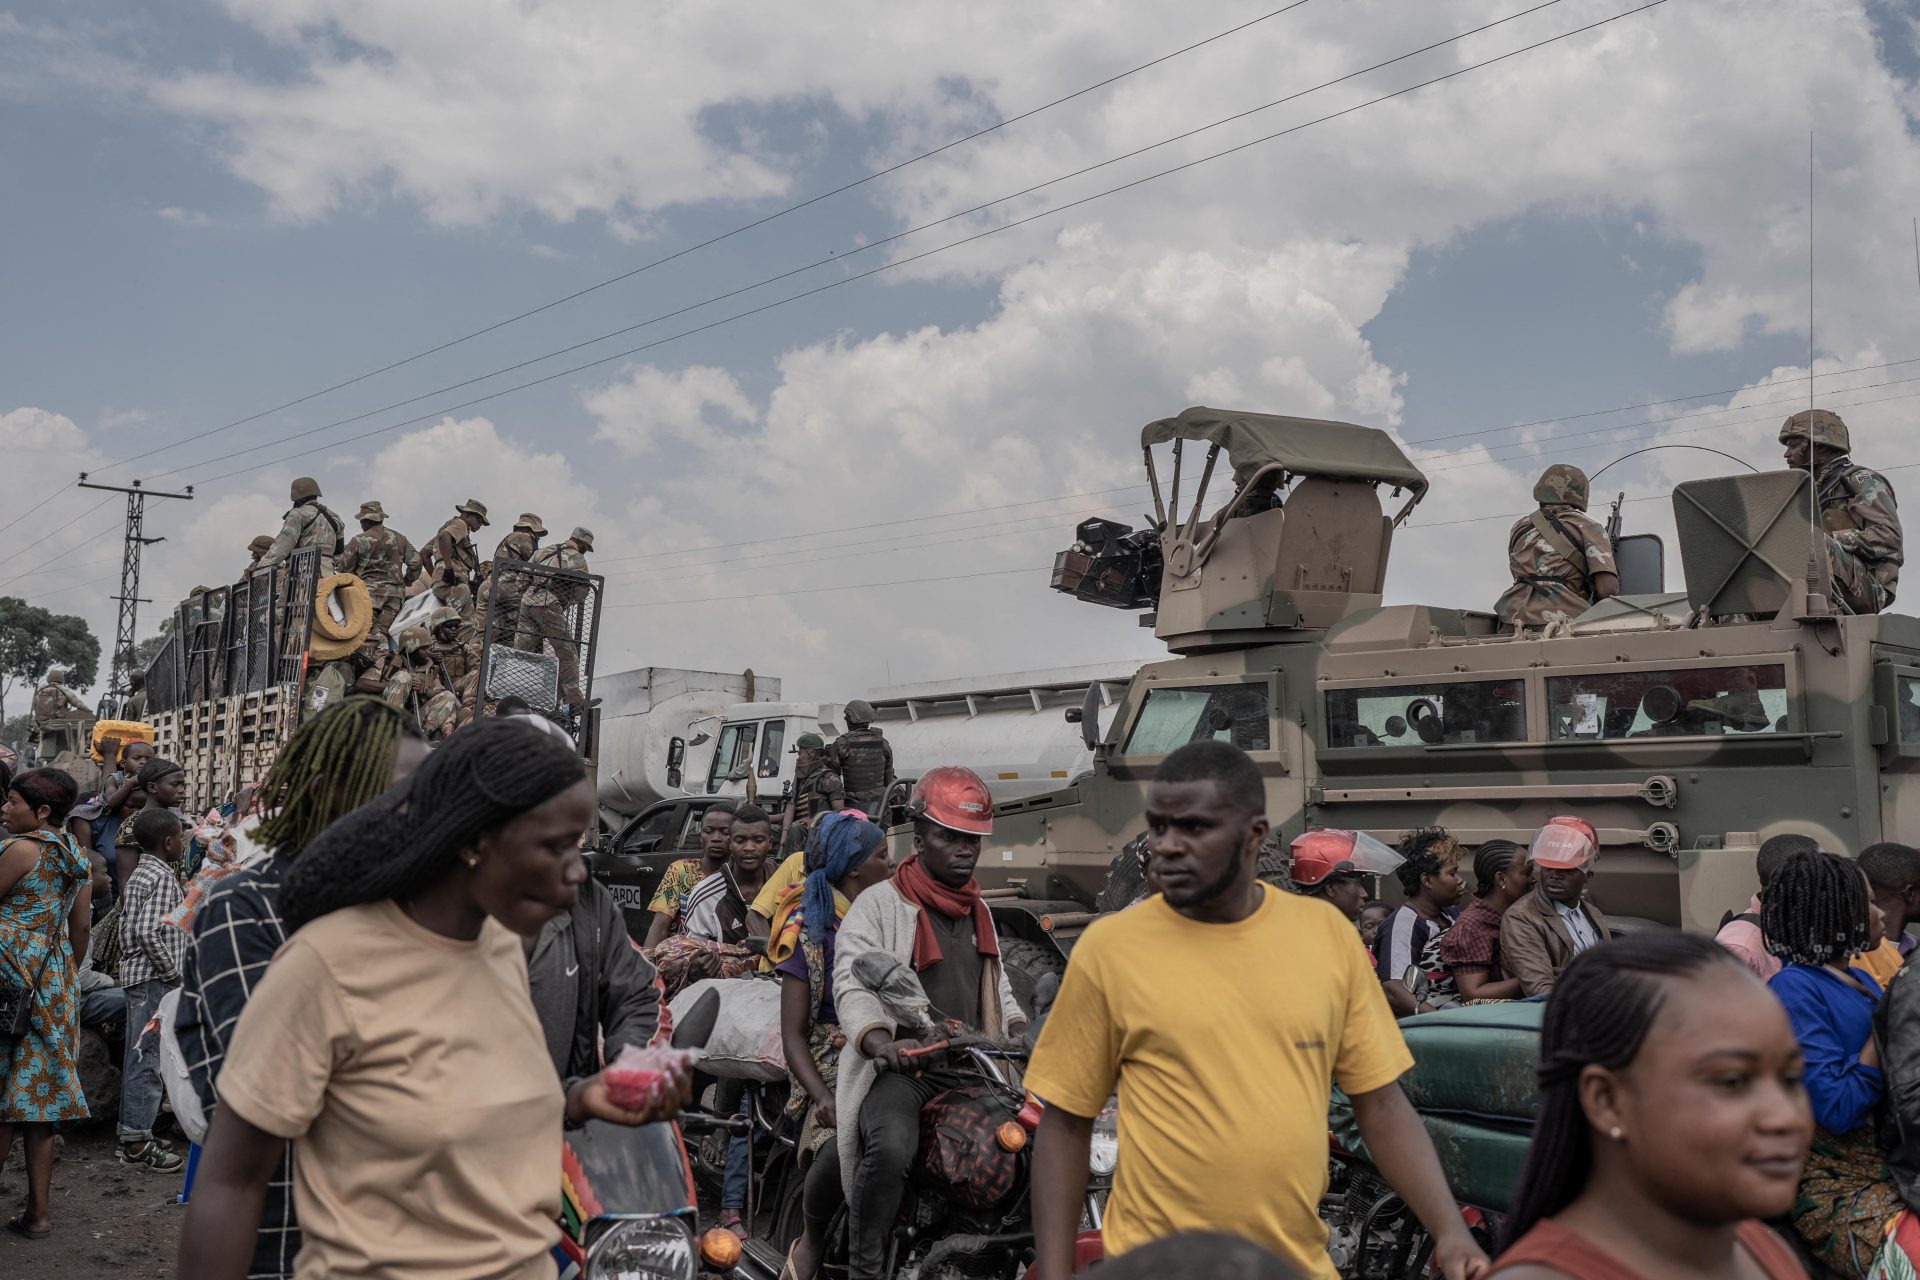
382,628,459,738
477,513,545,645
260,478,346,578
30,670,90,751
829,702,896,816
514,527,593,708
428,605,484,721
423,499,490,619
1495,464,1618,629
782,734,846,853
1782,412,1904,614
246,534,274,573
336,500,422,665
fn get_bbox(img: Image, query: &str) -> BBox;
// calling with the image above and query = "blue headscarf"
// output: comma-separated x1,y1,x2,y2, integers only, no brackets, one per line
802,810,886,946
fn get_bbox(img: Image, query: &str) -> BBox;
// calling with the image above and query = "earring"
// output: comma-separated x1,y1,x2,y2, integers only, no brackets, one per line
463,854,480,868
1609,1127,1624,1141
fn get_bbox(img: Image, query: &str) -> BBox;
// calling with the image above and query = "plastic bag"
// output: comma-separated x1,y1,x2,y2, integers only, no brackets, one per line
603,1044,697,1112
390,588,440,638
667,977,786,1081
156,988,210,1144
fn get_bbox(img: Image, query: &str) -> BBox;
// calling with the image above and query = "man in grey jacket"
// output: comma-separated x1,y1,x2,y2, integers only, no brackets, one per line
833,766,1024,1280
527,873,663,1096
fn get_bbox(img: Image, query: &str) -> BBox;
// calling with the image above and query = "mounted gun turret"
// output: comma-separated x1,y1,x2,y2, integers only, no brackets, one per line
1050,406,1428,653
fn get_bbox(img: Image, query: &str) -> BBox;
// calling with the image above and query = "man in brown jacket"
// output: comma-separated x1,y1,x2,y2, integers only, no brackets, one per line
1499,815,1611,996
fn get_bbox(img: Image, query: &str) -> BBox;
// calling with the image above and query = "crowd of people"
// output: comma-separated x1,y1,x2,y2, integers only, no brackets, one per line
8,694,1920,1279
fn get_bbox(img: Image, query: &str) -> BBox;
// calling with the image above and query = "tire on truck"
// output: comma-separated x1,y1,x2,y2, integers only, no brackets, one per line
1000,936,1066,1019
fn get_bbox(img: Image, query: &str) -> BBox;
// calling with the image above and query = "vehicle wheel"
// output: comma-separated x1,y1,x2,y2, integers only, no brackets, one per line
1094,834,1150,914
1000,937,1066,1016
1256,834,1292,890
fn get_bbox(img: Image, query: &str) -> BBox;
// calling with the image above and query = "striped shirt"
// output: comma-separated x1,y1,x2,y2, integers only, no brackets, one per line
118,857,186,987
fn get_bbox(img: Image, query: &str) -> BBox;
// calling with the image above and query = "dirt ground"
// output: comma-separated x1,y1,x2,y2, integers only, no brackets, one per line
0,1123,184,1278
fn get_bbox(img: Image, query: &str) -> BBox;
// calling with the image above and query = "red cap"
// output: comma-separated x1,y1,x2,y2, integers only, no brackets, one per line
1288,829,1405,887
910,765,994,836
1530,816,1598,870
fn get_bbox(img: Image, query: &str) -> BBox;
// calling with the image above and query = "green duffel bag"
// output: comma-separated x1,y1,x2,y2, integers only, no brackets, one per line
1329,1101,1533,1215
1395,1001,1543,1123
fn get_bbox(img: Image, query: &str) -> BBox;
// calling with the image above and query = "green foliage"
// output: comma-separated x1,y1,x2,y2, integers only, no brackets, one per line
2,712,31,748
0,598,104,711
132,632,169,673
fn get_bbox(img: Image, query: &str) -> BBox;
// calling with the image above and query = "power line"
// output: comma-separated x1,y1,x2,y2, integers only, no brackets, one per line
90,2,1319,477
0,498,119,575
605,563,1050,609
175,0,1668,490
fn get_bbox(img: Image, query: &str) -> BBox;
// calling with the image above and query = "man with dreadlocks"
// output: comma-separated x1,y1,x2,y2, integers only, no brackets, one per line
1764,848,1896,1278
173,698,427,1280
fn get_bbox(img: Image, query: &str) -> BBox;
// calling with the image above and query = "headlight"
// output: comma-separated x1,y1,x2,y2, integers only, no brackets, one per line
586,1216,696,1280
1088,1103,1119,1176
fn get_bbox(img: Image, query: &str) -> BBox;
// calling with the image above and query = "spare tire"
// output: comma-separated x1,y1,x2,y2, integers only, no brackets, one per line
311,573,373,643
1000,938,1066,1020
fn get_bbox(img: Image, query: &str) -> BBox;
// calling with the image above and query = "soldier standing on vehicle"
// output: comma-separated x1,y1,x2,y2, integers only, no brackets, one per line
245,534,274,572
29,667,91,757
1781,409,1903,613
514,526,592,713
259,477,346,578
830,701,895,818
423,499,490,619
780,732,847,857
1494,464,1618,630
336,500,421,666
478,512,544,642
1026,740,1488,1280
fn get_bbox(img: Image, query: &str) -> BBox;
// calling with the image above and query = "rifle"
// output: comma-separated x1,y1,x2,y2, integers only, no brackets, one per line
1606,490,1625,554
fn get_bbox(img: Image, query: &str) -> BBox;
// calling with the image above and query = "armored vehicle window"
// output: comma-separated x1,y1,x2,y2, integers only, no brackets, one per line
706,720,757,793
1123,684,1271,755
1545,664,1787,740
1324,680,1525,748
1898,676,1920,744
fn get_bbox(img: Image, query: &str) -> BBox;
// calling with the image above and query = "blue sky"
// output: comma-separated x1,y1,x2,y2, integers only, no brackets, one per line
4,0,1919,702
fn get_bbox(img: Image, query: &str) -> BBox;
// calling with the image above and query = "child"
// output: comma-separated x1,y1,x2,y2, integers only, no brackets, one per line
1358,902,1394,952
116,807,187,1171
113,758,186,892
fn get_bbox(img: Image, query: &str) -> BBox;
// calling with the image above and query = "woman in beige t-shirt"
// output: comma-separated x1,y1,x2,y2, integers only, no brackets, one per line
178,717,690,1280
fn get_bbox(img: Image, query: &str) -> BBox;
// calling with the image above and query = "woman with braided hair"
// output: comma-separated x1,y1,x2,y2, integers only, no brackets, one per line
1763,849,1905,1278
1490,931,1809,1280
173,696,428,1280
179,714,691,1280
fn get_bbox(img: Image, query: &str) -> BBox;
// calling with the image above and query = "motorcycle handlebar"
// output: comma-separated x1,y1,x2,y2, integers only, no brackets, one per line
678,1113,752,1136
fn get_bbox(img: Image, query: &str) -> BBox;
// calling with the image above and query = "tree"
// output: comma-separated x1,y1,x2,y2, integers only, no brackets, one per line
132,631,169,673
0,597,104,722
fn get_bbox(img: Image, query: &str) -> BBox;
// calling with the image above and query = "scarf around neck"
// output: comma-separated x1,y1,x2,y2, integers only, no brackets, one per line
891,854,998,971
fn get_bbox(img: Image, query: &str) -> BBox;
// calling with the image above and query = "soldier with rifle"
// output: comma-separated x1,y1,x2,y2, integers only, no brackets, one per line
336,500,421,668
514,526,593,714
779,732,846,855
423,498,490,620
29,668,91,759
380,627,460,739
830,699,895,818
1781,408,1903,614
479,512,545,643
259,477,346,578
1494,464,1619,630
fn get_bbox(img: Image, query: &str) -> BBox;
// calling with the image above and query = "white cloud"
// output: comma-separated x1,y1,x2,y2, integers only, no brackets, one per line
586,364,759,456
528,243,567,260
155,206,209,226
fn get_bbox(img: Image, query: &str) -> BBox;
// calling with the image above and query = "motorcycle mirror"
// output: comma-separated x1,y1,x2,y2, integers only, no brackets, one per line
851,951,937,1038
672,987,722,1051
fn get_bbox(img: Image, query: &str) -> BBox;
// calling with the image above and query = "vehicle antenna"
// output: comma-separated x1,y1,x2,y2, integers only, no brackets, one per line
1805,130,1827,614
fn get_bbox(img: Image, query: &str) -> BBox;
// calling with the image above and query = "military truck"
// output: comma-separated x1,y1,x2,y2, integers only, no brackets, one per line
964,406,1920,995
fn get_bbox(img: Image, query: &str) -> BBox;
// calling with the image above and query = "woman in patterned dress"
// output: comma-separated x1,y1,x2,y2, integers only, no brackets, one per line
0,766,93,1240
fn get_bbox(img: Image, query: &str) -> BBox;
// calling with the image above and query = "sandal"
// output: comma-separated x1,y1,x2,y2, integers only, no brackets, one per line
778,1243,799,1280
5,1213,50,1240
117,1140,185,1173
717,1210,747,1240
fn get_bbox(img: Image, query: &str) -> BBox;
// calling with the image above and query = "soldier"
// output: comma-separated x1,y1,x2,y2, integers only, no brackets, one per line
428,604,484,721
423,499,490,618
381,627,460,739
1781,408,1903,614
779,732,846,854
122,671,148,723
259,477,347,578
478,512,545,643
29,667,92,756
1493,463,1619,630
246,534,274,572
336,500,422,666
829,699,895,817
514,526,593,712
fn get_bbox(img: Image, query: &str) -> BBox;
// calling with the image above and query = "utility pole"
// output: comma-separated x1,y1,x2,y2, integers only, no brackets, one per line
77,474,194,700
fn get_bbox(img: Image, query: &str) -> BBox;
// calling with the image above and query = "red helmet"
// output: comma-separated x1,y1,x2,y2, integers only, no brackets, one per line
910,766,994,836
1530,816,1598,870
1289,829,1404,887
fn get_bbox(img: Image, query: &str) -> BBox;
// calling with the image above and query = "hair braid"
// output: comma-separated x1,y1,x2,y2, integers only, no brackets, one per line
281,714,586,930
253,697,417,861
1471,839,1523,898
1501,930,1741,1250
1762,849,1872,966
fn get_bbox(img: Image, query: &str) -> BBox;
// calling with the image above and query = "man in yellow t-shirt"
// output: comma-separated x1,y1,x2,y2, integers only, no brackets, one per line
1026,740,1490,1280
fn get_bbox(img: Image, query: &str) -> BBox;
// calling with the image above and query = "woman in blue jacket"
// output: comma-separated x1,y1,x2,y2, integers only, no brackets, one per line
1766,848,1895,1278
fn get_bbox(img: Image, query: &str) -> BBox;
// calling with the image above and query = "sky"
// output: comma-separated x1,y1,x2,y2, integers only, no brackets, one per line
3,0,1920,708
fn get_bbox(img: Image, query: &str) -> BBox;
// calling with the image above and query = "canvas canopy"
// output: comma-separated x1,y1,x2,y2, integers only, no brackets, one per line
1140,406,1429,501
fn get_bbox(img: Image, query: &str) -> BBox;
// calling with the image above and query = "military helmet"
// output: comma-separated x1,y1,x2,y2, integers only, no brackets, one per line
248,534,275,555
429,605,461,631
46,667,67,685
291,476,322,503
845,698,877,726
515,513,548,536
1779,408,1851,453
356,500,387,523
1533,463,1590,511
397,627,432,655
569,526,594,550
457,499,490,526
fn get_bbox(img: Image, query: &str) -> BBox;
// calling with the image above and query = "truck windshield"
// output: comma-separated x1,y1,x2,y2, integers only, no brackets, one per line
1324,680,1525,748
1901,676,1920,745
1122,684,1270,755
1546,664,1788,739
758,720,786,778
706,721,757,793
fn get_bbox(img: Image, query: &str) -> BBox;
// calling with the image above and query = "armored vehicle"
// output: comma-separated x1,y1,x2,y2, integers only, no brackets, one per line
965,407,1920,991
